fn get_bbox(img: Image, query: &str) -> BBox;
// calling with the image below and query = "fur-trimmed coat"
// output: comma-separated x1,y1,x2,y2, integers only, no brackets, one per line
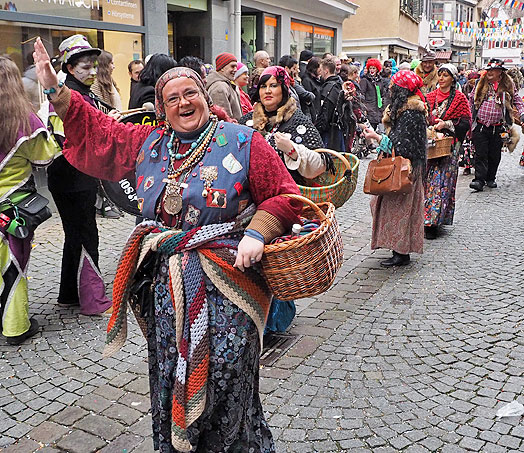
415,64,438,95
472,72,515,123
382,95,428,168
239,97,330,184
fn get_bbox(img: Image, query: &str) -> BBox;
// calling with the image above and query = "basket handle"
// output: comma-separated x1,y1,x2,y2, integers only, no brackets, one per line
313,148,352,172
280,193,329,222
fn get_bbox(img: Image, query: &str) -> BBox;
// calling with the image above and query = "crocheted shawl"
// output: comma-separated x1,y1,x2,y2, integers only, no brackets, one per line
427,89,471,122
103,204,271,451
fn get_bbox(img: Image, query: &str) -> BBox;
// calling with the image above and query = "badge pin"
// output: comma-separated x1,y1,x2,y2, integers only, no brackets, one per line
200,166,219,181
246,119,254,127
216,133,228,147
137,198,144,212
295,136,303,144
238,199,249,214
185,204,201,225
144,176,155,192
206,189,227,208
237,132,249,151
222,153,243,174
296,125,307,135
137,175,144,188
137,150,145,165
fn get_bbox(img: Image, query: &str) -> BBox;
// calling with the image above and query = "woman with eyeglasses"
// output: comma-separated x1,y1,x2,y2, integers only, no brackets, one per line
34,38,301,452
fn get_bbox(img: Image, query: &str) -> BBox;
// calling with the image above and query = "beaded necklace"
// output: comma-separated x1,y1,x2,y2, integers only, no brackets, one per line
162,116,219,216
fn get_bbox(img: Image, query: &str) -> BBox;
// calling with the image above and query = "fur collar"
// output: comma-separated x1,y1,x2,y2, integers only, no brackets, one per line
382,95,427,133
473,72,514,111
252,97,297,132
415,64,438,94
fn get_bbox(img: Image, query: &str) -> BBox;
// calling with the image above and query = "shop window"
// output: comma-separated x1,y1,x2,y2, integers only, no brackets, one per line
4,0,142,26
264,15,277,65
0,21,143,108
290,20,334,59
241,15,256,68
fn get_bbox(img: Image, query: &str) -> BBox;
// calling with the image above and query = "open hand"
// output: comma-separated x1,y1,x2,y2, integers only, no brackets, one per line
433,118,446,131
363,127,381,142
33,37,58,90
234,236,264,272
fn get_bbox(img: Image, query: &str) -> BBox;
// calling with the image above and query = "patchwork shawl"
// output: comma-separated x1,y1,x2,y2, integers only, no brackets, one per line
103,205,272,451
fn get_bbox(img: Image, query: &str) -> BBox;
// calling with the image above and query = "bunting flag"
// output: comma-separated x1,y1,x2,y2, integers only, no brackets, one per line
430,17,524,43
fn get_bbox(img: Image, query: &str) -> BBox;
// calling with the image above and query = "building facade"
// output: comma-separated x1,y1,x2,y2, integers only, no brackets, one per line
426,0,482,66
1,0,357,106
342,0,422,64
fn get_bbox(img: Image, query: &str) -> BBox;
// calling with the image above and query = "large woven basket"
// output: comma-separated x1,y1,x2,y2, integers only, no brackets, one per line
427,136,453,160
261,194,343,300
298,150,359,209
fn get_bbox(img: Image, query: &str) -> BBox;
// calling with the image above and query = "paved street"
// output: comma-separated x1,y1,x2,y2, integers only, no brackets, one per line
1,147,524,452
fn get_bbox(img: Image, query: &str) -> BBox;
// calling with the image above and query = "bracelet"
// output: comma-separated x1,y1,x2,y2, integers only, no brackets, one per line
43,82,64,96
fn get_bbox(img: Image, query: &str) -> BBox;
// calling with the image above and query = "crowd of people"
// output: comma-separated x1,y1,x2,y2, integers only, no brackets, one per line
1,32,523,452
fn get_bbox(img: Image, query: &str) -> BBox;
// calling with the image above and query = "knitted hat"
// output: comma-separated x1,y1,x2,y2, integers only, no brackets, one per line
59,34,100,71
299,50,314,62
215,53,237,72
467,70,480,80
234,62,248,80
366,58,382,72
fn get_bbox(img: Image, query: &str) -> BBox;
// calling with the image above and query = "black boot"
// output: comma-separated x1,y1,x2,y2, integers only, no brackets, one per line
469,180,484,192
6,318,39,345
424,226,438,240
380,251,410,267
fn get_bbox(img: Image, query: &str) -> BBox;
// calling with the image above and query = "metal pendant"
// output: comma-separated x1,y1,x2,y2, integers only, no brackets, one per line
163,191,183,215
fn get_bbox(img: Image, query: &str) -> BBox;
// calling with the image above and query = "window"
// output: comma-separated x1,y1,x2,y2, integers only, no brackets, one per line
290,21,334,59
431,2,444,21
264,15,278,64
400,0,422,18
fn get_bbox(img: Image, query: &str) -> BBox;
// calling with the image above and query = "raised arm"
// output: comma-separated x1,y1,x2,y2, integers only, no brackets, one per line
33,38,153,181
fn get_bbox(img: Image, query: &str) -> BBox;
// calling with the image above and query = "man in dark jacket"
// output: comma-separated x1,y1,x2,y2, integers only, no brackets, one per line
314,57,344,151
299,49,314,81
279,55,316,118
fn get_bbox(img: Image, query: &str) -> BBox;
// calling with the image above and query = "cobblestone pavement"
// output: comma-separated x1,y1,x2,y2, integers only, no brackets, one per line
1,147,523,452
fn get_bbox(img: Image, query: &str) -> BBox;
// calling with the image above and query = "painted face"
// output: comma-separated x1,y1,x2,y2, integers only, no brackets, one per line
259,75,283,112
368,66,378,76
129,63,143,82
221,61,238,81
235,72,249,87
421,60,436,74
438,70,453,90
68,56,97,86
162,77,209,133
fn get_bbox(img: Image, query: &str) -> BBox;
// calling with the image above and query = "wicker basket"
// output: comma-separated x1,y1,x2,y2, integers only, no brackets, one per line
261,194,343,300
427,136,453,160
298,150,359,209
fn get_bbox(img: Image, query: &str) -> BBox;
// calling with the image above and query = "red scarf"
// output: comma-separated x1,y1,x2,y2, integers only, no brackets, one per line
427,88,472,123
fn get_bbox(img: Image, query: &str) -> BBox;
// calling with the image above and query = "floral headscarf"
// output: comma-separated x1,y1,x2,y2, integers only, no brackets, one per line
154,67,212,120
251,66,291,104
391,70,425,102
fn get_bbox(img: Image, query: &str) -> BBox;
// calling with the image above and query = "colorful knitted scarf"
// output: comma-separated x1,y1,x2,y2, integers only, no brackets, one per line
103,205,271,452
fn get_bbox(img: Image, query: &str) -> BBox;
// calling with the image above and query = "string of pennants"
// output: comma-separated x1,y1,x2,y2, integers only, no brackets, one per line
430,17,524,42
504,0,524,11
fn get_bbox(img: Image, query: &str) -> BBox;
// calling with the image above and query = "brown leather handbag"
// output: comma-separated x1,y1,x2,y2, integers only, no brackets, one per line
363,148,414,195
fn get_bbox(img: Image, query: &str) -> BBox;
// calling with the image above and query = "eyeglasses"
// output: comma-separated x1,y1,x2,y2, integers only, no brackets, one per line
163,89,200,107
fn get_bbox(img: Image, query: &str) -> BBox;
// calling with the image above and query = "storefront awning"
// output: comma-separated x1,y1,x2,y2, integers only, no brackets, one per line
436,51,452,60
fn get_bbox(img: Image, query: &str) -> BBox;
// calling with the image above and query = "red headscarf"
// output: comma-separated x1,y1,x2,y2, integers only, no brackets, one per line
391,70,425,102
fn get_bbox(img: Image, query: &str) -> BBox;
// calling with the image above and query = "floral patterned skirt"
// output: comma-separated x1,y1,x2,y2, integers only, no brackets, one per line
370,168,424,255
146,256,275,453
424,149,459,227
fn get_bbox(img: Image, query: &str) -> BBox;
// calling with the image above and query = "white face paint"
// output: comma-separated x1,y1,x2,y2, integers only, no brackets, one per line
69,56,97,86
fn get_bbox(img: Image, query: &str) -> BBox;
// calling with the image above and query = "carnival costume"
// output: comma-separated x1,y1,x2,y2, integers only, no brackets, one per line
49,66,301,452
0,114,57,339
46,35,112,314
425,67,472,232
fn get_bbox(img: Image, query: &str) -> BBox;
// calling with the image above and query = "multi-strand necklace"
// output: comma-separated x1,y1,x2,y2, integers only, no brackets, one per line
162,116,218,216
